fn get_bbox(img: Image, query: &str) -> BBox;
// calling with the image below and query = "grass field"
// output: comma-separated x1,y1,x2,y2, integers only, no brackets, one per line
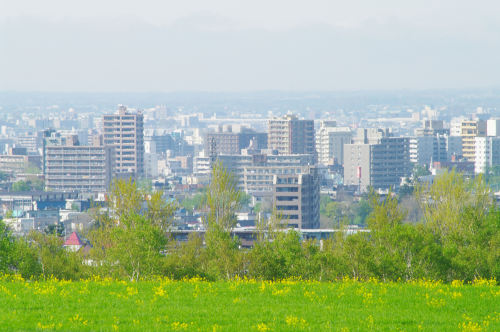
0,276,498,331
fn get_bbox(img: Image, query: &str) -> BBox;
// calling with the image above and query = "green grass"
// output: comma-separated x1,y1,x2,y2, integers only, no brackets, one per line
0,277,498,331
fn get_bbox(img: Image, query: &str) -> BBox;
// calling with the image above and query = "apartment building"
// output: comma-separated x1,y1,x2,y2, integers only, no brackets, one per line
344,137,411,191
205,126,268,156
315,120,352,166
43,131,114,193
103,105,144,177
272,167,320,229
268,114,315,156
459,120,486,162
474,136,500,174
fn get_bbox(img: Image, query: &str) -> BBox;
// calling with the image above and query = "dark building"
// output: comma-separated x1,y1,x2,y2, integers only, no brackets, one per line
205,126,267,156
273,167,320,229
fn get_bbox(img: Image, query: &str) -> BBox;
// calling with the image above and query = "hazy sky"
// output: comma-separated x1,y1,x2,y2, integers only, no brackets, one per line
2,0,500,91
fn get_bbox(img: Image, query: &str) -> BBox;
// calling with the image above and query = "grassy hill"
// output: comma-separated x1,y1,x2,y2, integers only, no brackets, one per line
0,276,498,331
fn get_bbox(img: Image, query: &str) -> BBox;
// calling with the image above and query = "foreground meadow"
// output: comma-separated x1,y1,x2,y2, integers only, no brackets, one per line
0,276,498,331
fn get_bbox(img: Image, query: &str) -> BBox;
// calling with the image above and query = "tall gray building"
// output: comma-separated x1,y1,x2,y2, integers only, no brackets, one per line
268,114,315,156
43,131,114,193
272,167,320,229
103,105,144,177
344,137,411,191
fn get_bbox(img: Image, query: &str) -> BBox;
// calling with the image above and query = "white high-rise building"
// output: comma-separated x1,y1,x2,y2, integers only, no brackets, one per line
315,120,352,166
487,119,500,137
474,136,500,174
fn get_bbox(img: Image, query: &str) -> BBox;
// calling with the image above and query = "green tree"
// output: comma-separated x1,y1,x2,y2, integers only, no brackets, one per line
352,198,372,226
11,179,44,192
163,234,209,280
28,231,87,280
24,162,41,174
44,223,65,237
106,178,143,221
416,170,492,238
11,181,30,192
0,220,15,273
89,178,175,280
203,161,243,279
181,190,206,211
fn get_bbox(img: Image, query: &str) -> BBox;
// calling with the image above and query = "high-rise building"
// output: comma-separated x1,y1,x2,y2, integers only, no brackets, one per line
272,167,320,229
268,114,315,156
344,137,411,191
205,126,267,156
457,120,486,162
103,105,144,177
474,136,500,174
352,128,392,144
487,119,500,137
43,131,114,193
409,136,434,165
315,121,352,166
441,135,460,161
414,120,448,136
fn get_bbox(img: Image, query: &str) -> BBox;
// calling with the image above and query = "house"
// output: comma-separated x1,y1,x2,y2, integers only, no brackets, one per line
63,232,84,252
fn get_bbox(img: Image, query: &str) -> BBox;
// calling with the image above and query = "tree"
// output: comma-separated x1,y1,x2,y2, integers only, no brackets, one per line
0,220,14,273
181,190,206,211
11,180,30,192
28,231,87,280
106,178,143,221
11,179,44,192
88,178,175,280
24,162,41,174
203,161,243,279
106,214,168,280
44,223,65,237
415,170,492,238
352,198,372,226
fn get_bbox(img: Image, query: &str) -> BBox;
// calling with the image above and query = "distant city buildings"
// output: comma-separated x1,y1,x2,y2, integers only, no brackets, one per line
103,105,144,178
43,130,114,193
453,119,486,162
344,137,411,191
475,137,500,174
205,125,267,156
268,114,315,156
315,120,352,166
272,167,320,229
6,94,500,234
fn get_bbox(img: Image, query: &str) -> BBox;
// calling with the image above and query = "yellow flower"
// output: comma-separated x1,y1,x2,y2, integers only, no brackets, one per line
256,322,270,331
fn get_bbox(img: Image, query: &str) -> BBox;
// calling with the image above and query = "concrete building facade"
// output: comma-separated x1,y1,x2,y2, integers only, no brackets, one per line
344,137,411,191
459,120,486,162
272,167,320,229
268,114,315,156
315,120,352,166
43,132,114,193
205,126,267,156
474,136,500,174
103,105,144,177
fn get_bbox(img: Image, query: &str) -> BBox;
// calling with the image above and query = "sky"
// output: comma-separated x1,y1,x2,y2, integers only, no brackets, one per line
1,0,500,92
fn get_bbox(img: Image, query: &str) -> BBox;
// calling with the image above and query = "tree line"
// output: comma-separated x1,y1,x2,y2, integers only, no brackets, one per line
0,163,498,282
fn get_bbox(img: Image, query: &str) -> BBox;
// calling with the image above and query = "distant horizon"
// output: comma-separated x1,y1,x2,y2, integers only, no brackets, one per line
2,87,500,94
3,1,500,92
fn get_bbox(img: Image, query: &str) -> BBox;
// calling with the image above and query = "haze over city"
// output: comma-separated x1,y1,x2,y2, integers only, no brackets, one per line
2,0,500,91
